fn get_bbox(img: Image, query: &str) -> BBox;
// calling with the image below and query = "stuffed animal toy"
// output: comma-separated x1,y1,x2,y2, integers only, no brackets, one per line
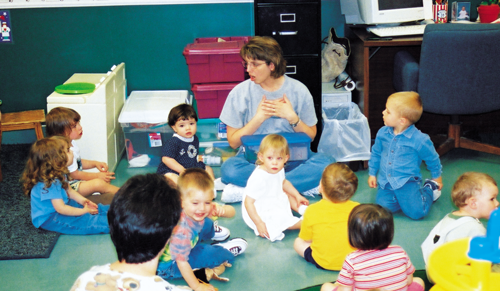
194,261,232,284
206,261,232,282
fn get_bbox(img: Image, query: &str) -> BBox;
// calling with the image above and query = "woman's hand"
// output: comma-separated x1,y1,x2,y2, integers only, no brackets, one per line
264,94,298,123
256,95,275,121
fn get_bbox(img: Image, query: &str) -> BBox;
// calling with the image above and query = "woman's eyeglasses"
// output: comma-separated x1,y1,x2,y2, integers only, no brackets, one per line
242,61,267,69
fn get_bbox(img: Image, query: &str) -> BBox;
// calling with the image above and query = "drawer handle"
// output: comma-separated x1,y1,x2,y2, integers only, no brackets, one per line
280,13,296,23
277,31,298,36
285,65,297,75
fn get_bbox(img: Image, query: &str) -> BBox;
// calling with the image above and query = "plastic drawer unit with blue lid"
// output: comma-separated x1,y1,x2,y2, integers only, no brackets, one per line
241,132,311,163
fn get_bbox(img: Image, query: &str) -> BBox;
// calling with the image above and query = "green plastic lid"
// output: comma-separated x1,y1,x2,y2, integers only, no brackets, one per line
55,82,96,94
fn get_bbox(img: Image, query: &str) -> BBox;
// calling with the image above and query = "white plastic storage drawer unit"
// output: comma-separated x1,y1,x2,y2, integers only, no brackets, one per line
47,63,126,172
118,90,190,167
321,82,352,109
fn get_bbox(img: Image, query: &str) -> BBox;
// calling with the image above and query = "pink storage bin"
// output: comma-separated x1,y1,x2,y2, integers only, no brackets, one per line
194,36,251,43
192,83,238,119
183,37,249,84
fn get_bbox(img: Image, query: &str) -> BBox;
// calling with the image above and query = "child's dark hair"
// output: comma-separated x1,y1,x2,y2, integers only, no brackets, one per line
46,107,81,137
108,173,182,264
21,136,71,196
348,204,394,250
168,104,198,127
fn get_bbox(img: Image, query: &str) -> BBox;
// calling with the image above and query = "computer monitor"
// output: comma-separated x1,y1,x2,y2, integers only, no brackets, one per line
340,0,433,26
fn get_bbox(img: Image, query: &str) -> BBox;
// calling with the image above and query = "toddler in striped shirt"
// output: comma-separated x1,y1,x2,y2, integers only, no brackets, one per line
321,204,425,291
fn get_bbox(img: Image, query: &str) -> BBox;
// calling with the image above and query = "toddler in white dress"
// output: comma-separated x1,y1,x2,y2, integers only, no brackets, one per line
242,134,309,242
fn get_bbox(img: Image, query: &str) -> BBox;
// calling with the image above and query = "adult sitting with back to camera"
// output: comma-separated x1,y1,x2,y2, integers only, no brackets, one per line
218,36,335,202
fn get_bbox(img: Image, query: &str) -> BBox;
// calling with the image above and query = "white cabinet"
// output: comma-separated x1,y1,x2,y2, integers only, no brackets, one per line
47,63,126,172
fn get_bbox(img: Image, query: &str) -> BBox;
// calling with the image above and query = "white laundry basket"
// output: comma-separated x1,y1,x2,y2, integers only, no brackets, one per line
318,102,371,162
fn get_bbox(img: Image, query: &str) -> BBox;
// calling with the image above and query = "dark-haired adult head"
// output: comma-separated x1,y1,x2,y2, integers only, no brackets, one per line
108,173,182,263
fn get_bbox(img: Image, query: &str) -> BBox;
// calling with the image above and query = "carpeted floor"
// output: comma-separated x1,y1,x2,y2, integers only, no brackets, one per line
0,143,60,260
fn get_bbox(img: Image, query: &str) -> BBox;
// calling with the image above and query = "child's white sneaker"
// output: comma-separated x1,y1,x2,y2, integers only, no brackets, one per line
298,204,308,216
212,221,230,242
424,179,441,201
302,186,320,197
213,238,248,256
221,184,245,203
214,177,227,191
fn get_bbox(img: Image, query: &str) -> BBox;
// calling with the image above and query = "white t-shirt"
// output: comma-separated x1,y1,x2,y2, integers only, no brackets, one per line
242,167,300,241
71,264,191,291
68,140,82,173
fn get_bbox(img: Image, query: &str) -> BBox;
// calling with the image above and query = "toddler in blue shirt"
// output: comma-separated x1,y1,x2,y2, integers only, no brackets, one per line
368,91,442,220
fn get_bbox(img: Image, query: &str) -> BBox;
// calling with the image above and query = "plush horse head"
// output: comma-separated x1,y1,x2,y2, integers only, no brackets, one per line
321,27,351,83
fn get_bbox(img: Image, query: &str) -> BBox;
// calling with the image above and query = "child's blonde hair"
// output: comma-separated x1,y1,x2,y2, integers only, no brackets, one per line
21,136,71,196
46,107,81,137
177,168,214,199
320,163,358,203
387,91,423,124
452,172,497,208
256,134,289,166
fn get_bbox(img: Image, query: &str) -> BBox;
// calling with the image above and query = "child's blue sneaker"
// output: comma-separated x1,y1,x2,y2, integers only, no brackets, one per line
424,179,441,201
302,186,320,197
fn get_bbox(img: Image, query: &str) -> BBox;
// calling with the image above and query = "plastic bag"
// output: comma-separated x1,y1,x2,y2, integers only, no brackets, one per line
318,103,371,162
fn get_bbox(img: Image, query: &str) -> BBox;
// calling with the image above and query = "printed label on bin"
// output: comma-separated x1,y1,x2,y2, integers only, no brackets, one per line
149,132,162,147
218,122,227,139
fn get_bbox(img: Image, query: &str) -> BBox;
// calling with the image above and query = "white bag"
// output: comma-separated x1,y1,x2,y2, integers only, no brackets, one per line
318,103,371,162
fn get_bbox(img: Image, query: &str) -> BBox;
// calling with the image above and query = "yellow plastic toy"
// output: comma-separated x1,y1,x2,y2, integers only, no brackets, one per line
428,208,500,291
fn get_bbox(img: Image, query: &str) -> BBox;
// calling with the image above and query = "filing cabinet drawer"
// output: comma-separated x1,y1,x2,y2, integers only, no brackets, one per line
255,3,321,55
284,56,321,104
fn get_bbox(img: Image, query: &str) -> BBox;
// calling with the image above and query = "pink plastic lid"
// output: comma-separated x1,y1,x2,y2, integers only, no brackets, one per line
183,40,245,55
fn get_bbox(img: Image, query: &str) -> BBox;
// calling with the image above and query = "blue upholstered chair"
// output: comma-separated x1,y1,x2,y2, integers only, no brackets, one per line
393,23,500,156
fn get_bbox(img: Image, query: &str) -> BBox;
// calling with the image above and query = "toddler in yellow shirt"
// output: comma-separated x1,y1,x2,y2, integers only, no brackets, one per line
294,163,360,270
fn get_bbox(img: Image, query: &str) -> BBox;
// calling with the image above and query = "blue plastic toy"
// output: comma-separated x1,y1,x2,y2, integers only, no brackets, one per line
468,208,500,263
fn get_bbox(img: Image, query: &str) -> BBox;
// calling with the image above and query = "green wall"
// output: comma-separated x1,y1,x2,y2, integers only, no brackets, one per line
0,2,343,114
0,4,255,113
0,1,344,143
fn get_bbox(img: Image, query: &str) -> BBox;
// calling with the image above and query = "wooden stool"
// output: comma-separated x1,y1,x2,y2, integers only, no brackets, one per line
0,109,45,182
1,109,45,140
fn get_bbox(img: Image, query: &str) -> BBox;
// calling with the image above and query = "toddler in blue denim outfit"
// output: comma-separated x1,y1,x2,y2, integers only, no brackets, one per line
368,91,443,220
